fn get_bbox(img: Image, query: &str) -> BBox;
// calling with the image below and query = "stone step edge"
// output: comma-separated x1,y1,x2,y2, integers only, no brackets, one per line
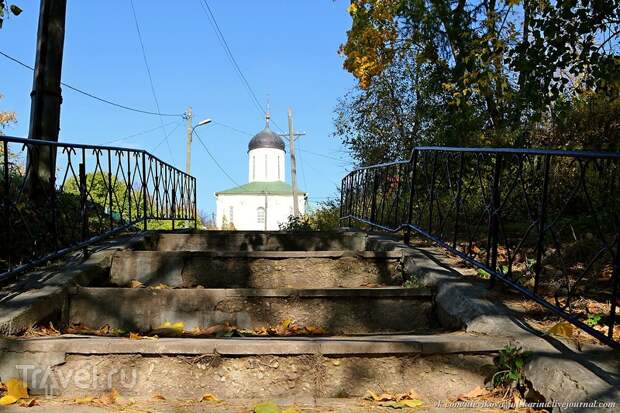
69,287,433,298
0,334,506,356
114,250,404,259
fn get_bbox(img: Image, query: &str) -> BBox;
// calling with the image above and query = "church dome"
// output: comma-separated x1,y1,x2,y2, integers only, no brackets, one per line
248,126,285,152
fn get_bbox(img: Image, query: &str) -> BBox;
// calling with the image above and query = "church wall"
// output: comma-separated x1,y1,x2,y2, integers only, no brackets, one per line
248,148,286,183
216,193,306,231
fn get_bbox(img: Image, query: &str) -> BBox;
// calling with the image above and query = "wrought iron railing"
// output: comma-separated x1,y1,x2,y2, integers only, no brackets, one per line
0,135,196,284
341,147,620,349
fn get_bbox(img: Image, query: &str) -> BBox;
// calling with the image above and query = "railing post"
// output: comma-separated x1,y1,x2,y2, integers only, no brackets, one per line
107,150,113,231
193,177,197,230
339,177,344,223
48,143,58,251
609,231,620,340
488,154,503,288
127,152,132,222
141,152,147,231
3,141,12,270
347,175,353,227
533,155,551,294
404,150,418,245
370,170,379,223
428,151,438,234
79,162,88,257
171,173,176,230
453,153,464,249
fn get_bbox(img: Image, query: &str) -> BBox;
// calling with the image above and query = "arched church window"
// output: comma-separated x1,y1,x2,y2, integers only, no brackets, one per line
252,156,256,180
265,154,268,179
257,207,265,224
277,156,281,180
229,206,234,224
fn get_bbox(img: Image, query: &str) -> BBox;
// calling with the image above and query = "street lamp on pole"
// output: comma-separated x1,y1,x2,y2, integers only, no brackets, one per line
186,111,212,175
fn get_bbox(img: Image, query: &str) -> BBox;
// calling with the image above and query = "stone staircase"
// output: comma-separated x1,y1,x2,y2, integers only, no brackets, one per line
1,230,505,411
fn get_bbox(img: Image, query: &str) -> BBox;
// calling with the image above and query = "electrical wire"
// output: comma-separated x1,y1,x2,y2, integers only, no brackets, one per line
0,50,184,118
197,0,285,133
152,122,182,151
129,0,174,163
193,129,240,186
100,120,180,145
212,121,253,137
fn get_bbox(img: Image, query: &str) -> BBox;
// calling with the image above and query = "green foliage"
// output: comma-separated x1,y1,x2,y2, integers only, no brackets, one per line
585,314,603,327
279,199,341,231
492,345,532,388
337,0,620,164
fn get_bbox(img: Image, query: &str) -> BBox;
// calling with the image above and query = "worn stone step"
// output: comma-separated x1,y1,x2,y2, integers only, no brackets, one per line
109,250,403,288
67,287,434,335
146,230,367,251
0,334,501,399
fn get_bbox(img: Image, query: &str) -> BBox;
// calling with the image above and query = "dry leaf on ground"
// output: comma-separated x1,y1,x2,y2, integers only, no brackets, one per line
456,386,490,401
547,321,574,338
254,400,281,413
0,378,29,405
200,393,218,402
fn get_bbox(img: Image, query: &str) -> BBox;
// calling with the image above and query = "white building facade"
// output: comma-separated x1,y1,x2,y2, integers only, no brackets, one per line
215,117,306,230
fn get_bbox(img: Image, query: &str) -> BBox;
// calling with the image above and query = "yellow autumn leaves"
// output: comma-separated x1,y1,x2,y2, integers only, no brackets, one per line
0,378,30,406
340,0,400,89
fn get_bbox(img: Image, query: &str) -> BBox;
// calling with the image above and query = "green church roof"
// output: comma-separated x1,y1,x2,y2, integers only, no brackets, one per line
216,181,306,196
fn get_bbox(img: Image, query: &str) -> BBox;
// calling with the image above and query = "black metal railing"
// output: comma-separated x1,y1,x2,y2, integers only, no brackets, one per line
0,135,197,284
341,147,620,349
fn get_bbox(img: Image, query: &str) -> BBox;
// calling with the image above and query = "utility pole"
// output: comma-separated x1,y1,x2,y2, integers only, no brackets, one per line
287,108,300,217
26,0,68,200
185,106,192,175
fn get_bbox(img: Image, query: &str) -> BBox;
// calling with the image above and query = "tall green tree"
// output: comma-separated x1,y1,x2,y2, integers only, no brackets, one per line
336,0,620,164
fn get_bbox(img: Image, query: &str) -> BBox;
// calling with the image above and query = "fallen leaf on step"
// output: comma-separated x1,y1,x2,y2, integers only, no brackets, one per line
151,321,185,336
199,393,218,402
74,396,95,405
0,378,28,405
254,400,281,413
399,399,424,408
379,399,424,409
18,398,38,407
152,394,166,400
130,279,144,288
0,395,19,406
457,386,490,401
547,321,574,338
150,283,171,289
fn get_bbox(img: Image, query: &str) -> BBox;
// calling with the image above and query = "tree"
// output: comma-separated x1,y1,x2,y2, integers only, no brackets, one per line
336,0,620,163
0,94,16,133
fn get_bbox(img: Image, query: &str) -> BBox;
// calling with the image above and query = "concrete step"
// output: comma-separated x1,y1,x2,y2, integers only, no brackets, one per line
146,230,367,251
66,287,434,335
109,250,403,288
1,334,503,399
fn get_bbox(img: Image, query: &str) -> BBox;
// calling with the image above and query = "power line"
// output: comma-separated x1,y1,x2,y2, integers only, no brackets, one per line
129,0,174,163
212,121,253,137
193,129,240,186
101,120,180,145
152,122,183,151
197,0,285,133
0,50,184,117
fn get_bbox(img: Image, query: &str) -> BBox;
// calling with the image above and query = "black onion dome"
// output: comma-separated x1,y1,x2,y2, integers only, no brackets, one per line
248,126,285,152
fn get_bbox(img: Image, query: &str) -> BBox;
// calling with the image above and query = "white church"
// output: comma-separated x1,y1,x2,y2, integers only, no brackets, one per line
215,115,307,230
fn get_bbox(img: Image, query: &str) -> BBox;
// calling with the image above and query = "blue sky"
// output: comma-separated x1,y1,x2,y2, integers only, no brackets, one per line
0,0,356,215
